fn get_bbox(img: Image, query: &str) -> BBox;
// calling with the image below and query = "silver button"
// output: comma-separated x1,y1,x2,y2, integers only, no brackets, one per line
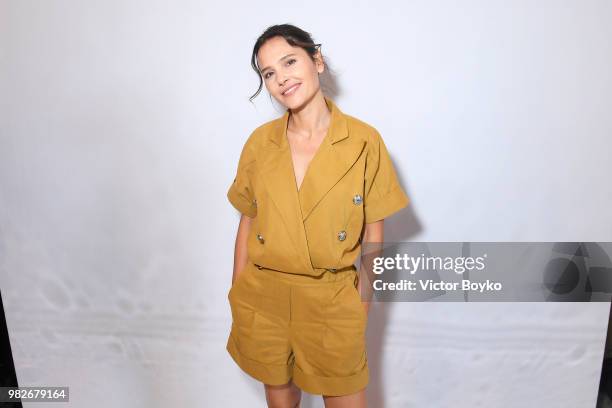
256,233,264,243
337,230,347,241
353,194,363,205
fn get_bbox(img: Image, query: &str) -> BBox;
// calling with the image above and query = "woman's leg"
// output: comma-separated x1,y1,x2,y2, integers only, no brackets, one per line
322,388,366,408
264,380,302,408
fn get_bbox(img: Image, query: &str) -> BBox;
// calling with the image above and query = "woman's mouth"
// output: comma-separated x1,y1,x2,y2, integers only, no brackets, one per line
282,83,301,97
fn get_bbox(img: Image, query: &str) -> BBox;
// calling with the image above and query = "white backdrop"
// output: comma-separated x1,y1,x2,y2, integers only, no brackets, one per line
1,0,611,407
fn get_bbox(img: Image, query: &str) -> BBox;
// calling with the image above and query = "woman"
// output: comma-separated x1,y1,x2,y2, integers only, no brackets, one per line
226,24,410,408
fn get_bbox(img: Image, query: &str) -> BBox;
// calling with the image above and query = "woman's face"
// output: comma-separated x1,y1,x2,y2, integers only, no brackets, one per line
257,36,324,110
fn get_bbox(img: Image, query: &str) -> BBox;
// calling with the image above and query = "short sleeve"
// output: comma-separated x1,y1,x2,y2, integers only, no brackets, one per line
363,129,410,223
227,134,258,218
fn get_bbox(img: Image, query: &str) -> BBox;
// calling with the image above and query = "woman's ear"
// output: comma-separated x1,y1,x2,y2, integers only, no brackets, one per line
315,50,325,74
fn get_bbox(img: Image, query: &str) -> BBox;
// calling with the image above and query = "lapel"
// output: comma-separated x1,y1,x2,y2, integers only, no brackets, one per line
259,96,365,269
297,98,366,221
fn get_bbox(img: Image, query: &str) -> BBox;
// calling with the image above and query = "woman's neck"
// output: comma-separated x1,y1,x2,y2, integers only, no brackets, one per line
287,93,331,138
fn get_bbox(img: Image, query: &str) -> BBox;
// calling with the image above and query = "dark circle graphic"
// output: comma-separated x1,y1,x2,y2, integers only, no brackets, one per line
543,258,580,294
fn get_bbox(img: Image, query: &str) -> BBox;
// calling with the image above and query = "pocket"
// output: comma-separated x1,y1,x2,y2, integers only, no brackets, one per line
347,280,368,323
323,281,367,353
228,266,258,330
230,299,257,330
228,263,253,300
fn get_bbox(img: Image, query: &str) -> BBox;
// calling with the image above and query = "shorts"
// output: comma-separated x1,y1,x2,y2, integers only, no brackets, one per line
226,261,369,396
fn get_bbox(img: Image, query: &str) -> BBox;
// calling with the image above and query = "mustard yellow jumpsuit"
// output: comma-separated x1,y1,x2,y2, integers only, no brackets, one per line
226,96,410,396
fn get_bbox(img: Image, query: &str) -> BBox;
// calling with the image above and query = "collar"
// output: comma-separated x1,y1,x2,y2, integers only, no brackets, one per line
268,96,349,148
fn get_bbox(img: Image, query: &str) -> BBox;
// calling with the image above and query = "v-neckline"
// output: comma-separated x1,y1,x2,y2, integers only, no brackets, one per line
284,112,331,195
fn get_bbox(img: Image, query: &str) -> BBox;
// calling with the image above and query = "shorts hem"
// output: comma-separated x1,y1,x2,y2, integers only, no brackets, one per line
292,364,369,396
226,333,292,386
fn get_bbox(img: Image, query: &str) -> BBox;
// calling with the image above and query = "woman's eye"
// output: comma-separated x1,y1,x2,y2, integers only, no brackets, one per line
263,59,295,79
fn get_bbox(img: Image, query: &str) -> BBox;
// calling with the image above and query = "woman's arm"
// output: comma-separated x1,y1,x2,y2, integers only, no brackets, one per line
359,220,384,314
232,214,254,284
363,220,384,243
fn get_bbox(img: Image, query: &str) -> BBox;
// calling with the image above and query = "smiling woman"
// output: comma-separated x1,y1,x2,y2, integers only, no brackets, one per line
226,23,410,408
248,26,322,104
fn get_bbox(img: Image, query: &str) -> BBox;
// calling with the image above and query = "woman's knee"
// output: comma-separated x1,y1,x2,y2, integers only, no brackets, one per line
264,380,302,408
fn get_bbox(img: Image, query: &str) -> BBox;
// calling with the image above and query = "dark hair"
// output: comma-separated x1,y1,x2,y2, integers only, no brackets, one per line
249,24,323,102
